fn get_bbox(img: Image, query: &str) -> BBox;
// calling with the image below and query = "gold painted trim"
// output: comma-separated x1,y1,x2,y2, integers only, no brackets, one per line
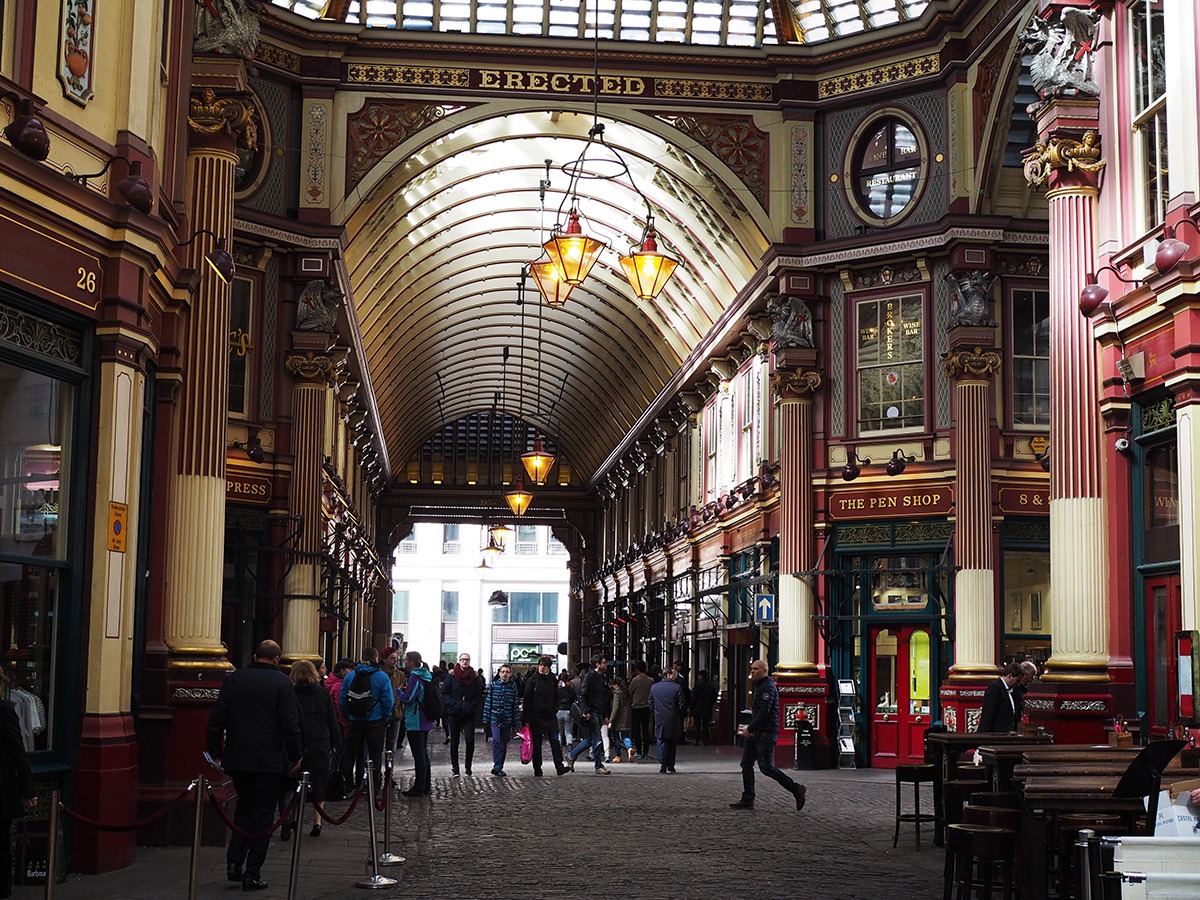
1024,130,1105,187
817,54,940,99
1044,185,1100,201
941,347,1002,380
189,87,258,150
1039,672,1111,683
947,668,998,681
770,370,822,398
167,659,234,671
774,664,819,678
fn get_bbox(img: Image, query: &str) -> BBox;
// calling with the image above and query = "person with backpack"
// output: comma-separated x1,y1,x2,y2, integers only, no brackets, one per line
483,663,520,777
395,650,437,797
338,647,394,799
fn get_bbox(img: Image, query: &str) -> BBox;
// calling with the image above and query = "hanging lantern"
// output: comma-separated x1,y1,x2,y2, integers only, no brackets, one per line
544,207,604,285
530,258,574,307
619,220,678,301
488,523,511,545
482,533,505,557
504,477,534,516
520,434,556,486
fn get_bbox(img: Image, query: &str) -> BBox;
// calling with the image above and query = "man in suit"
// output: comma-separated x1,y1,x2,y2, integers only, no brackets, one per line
978,663,1024,734
1012,660,1038,723
648,667,685,773
208,640,302,892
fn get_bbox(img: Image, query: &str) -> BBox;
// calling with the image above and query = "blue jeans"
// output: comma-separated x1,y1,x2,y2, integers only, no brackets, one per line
490,725,512,769
740,733,799,800
568,715,605,768
407,730,430,793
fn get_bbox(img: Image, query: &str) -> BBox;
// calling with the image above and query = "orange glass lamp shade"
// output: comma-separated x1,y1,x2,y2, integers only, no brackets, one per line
530,258,574,307
488,523,511,544
544,208,604,285
482,533,505,557
504,478,534,516
619,224,678,301
520,435,556,486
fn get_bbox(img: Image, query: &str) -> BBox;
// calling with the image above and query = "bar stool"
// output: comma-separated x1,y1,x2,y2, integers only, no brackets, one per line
963,805,1021,832
1056,814,1124,900
943,823,1018,900
945,779,988,829
893,763,938,847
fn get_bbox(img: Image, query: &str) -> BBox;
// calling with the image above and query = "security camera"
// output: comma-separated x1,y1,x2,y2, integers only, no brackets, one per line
1115,437,1131,453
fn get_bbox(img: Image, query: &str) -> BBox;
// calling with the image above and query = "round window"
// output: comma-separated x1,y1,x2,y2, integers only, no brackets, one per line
851,115,924,223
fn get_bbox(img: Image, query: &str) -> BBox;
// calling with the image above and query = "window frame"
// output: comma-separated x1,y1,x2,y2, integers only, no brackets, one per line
1129,0,1169,230
844,110,929,228
1007,284,1051,430
227,274,256,420
852,291,928,437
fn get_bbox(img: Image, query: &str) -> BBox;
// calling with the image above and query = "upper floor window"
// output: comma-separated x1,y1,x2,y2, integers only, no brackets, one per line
1011,289,1050,427
492,591,557,623
442,523,460,554
442,589,459,622
703,402,718,501
851,115,924,225
228,277,253,417
856,295,924,433
1131,0,1168,228
392,590,410,623
738,366,756,481
516,524,538,555
398,530,417,554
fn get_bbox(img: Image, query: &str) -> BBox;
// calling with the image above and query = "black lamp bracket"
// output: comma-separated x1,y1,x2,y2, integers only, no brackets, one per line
68,153,136,186
178,227,223,250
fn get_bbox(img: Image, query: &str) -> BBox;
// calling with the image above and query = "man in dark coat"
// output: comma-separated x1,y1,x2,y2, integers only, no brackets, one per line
978,663,1023,734
730,659,806,811
522,656,568,776
568,655,612,774
207,640,302,891
648,667,685,773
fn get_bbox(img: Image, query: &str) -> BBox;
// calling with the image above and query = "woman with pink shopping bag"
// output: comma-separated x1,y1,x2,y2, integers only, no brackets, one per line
521,656,569,776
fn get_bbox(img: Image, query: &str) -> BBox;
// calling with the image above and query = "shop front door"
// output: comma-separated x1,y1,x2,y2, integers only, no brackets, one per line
1144,575,1182,737
869,625,932,768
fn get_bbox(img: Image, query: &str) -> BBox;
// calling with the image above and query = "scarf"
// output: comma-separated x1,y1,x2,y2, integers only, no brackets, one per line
453,663,476,687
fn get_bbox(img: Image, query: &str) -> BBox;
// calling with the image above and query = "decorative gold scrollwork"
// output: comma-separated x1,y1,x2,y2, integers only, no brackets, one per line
1023,130,1104,187
285,351,333,381
770,369,822,397
941,347,1002,380
189,87,258,150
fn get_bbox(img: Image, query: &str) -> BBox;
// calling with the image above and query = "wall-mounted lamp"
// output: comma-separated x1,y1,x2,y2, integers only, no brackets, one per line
1,95,51,161
885,449,916,477
487,589,509,607
68,156,153,214
841,450,871,482
178,228,235,284
230,434,265,463
1155,218,1200,273
1079,266,1142,317
1034,443,1050,473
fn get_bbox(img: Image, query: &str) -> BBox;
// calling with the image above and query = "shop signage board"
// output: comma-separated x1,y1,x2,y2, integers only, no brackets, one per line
225,472,271,505
755,593,775,623
0,212,103,312
997,487,1049,514
827,485,953,520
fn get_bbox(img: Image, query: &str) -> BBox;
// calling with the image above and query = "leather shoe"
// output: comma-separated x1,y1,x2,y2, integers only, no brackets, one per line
227,862,243,883
279,820,292,842
729,798,754,809
309,824,321,838
400,787,422,797
793,784,807,811
242,876,269,891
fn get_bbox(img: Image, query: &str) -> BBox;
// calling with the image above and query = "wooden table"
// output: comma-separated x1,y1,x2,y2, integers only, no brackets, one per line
925,731,1054,846
976,742,1073,792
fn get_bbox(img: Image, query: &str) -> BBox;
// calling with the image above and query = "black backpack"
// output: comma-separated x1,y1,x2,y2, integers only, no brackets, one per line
345,669,377,718
420,678,444,721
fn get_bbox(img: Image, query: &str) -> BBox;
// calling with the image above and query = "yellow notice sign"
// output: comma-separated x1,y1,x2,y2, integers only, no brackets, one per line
108,502,128,552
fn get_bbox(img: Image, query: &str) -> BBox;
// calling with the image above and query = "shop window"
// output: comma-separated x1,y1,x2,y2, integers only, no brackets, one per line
439,642,457,667
441,589,458,622
1011,289,1050,426
856,294,924,433
228,277,253,417
1142,438,1179,563
1131,0,1168,229
1001,549,1051,666
866,555,932,610
850,114,925,224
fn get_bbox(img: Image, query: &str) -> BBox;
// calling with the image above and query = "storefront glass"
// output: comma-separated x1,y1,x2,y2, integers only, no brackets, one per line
1001,549,1051,666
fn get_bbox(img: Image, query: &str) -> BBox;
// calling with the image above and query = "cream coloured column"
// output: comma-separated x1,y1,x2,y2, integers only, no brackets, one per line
942,348,1002,678
771,369,822,677
281,351,333,663
1176,395,1200,630
162,91,254,669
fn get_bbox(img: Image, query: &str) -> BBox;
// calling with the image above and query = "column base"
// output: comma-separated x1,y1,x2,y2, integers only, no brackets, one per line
71,714,138,873
1022,681,1113,744
775,673,831,769
940,677,991,733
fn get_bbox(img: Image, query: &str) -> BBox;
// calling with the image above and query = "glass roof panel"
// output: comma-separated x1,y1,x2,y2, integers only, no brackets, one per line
273,0,933,45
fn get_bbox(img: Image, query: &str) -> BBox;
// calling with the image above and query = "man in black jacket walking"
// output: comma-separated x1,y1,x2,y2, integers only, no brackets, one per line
208,640,302,892
567,654,611,774
730,659,806,811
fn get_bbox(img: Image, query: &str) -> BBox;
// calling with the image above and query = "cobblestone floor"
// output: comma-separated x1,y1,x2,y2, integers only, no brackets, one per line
25,735,944,899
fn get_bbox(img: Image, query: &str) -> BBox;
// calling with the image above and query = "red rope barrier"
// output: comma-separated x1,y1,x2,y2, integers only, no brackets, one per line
315,785,367,826
207,788,302,840
59,783,195,833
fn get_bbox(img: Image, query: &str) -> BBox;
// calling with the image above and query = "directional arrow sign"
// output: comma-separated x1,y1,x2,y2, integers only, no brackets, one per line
756,593,775,623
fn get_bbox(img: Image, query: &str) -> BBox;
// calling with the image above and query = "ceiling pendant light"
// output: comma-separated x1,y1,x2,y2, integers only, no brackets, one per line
488,523,511,545
504,476,534,516
482,532,505,557
619,216,679,301
529,258,573,307
544,206,604,286
476,557,491,570
521,434,556,486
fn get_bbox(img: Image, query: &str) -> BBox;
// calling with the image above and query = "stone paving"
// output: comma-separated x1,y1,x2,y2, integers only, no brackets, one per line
24,736,944,899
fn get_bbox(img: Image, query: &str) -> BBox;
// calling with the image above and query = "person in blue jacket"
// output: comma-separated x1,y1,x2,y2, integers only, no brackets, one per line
396,650,435,797
483,663,520,776
338,647,394,798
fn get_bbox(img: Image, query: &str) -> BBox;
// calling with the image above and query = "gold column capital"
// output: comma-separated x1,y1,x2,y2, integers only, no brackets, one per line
770,369,822,399
285,350,334,382
189,87,258,150
1023,130,1104,188
941,347,1002,381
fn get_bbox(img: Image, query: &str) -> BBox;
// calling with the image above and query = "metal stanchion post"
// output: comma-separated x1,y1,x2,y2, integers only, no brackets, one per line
287,774,309,900
355,761,396,889
378,751,404,866
188,775,205,900
42,788,60,900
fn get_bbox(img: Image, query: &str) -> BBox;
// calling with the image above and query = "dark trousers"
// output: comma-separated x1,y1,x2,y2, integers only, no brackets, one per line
490,725,512,769
656,737,678,771
228,770,283,880
341,720,386,794
530,726,564,774
407,730,431,793
447,712,475,774
631,707,651,755
740,733,800,801
696,713,713,744
0,816,13,898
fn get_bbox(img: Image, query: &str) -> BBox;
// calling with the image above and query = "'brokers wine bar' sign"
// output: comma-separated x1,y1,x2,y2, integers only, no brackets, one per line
828,485,953,520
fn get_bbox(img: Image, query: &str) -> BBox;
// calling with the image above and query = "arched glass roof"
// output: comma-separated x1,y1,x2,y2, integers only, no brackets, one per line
273,0,931,46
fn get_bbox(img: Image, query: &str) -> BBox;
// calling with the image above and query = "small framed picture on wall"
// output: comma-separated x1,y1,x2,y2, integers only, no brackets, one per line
1030,591,1042,631
1010,592,1022,631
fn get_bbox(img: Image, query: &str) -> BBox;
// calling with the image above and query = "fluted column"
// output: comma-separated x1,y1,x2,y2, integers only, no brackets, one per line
281,351,333,663
162,89,255,669
1177,391,1200,631
1028,114,1110,682
942,347,1002,678
772,369,822,676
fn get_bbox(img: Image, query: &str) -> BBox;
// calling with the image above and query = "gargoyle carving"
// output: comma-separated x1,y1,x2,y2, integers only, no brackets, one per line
946,270,997,329
194,0,262,59
766,295,815,349
1017,9,1100,107
296,280,342,333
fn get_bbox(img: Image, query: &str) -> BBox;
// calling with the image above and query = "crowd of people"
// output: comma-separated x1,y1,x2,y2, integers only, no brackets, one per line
206,642,800,891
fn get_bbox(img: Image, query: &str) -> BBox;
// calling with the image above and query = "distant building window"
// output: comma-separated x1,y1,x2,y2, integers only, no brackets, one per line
442,522,460,554
398,532,418,554
851,115,924,224
856,295,924,433
392,590,409,623
492,591,556,623
516,524,538,555
548,535,567,555
1131,0,1168,228
1011,289,1050,426
442,590,459,622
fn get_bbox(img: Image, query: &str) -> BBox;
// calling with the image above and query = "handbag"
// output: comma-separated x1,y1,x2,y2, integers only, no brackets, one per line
519,725,533,765
570,699,586,726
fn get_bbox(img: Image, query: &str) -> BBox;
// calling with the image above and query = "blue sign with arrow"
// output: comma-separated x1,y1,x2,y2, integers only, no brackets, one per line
755,593,775,623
